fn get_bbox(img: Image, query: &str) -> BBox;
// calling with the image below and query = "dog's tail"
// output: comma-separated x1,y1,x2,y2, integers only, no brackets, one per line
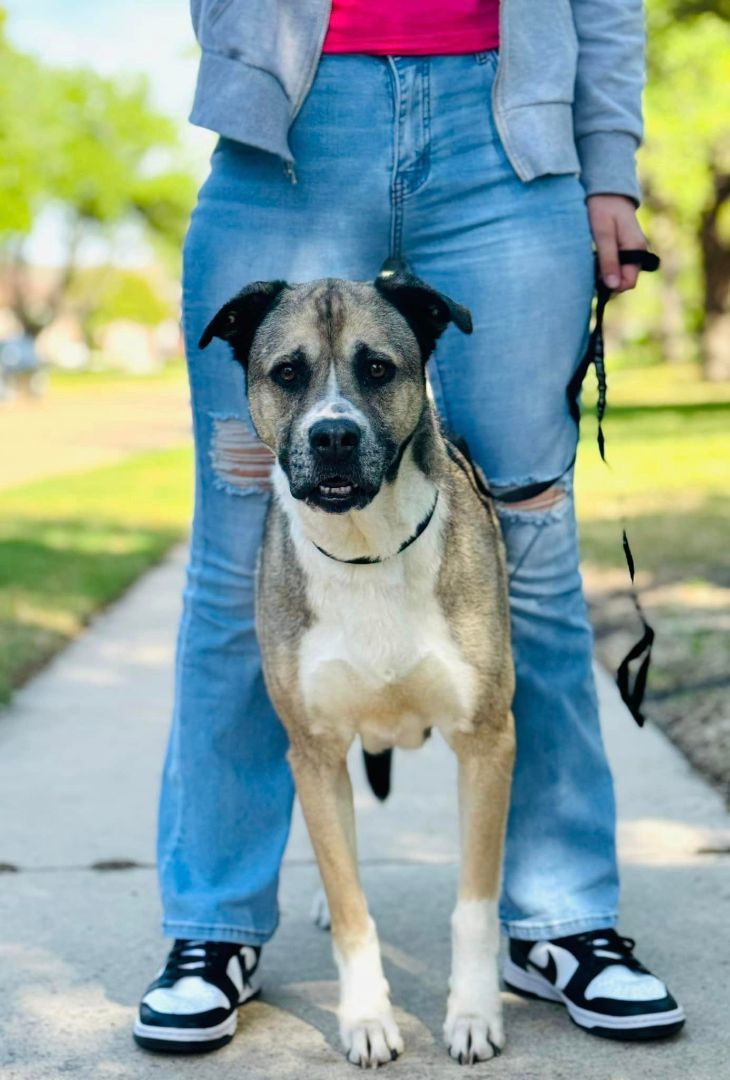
362,749,392,801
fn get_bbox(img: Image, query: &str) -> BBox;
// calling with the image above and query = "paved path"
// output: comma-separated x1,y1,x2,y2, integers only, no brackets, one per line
1,548,729,1079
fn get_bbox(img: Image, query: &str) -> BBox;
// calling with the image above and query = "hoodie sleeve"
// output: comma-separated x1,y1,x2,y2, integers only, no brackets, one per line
571,0,646,203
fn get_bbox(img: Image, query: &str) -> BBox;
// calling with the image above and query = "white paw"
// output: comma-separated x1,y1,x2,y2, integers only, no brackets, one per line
443,1005,504,1065
335,918,403,1066
444,1009,504,1065
445,900,505,1063
311,888,331,931
341,1007,404,1068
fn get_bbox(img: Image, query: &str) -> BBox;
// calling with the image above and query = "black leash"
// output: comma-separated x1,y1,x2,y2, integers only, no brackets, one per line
449,248,661,727
571,248,660,726
567,249,660,463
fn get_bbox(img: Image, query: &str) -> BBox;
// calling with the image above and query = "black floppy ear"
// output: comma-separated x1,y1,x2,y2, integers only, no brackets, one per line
198,280,288,367
374,258,472,360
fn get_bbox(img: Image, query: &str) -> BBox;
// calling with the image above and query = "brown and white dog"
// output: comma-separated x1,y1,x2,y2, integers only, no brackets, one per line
200,263,515,1067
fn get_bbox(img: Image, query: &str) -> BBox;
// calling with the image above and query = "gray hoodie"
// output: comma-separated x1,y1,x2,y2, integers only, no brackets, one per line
189,0,644,203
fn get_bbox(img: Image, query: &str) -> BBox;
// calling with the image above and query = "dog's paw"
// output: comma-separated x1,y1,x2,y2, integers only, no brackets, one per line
341,1009,404,1068
445,901,504,1063
443,1006,504,1065
311,888,331,931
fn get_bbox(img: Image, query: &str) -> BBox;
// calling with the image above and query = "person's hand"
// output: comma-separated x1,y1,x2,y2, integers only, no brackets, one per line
587,194,648,293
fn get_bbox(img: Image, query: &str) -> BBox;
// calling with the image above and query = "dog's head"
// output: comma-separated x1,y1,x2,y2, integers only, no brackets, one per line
199,262,472,513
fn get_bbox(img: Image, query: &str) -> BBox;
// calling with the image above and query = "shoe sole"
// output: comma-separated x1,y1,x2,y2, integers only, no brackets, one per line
502,958,685,1041
133,985,260,1055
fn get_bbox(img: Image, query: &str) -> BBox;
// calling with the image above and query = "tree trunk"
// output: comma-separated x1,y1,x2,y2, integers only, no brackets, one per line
703,313,730,381
641,184,693,365
5,219,81,341
657,235,692,365
700,169,730,381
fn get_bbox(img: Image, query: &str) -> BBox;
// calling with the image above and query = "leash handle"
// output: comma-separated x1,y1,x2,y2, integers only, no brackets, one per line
568,249,660,460
616,248,660,271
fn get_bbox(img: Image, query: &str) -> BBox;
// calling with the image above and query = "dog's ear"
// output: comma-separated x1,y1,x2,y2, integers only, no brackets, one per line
374,258,472,360
198,280,288,367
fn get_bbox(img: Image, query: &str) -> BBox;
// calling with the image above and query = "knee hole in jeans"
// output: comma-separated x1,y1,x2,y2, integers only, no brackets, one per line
500,486,567,513
209,416,274,495
494,484,571,528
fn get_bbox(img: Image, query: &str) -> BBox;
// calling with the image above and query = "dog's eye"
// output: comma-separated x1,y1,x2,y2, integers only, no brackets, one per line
271,357,307,389
354,345,395,388
365,358,394,386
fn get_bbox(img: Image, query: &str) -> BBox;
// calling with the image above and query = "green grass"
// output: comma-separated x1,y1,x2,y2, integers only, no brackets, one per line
47,358,187,393
0,447,193,704
576,365,730,586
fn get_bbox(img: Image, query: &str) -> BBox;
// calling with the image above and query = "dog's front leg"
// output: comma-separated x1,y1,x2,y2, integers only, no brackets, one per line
289,743,403,1067
444,718,515,1065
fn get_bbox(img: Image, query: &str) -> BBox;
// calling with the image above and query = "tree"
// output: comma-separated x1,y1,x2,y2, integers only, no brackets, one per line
0,9,195,338
66,267,176,351
641,1,730,379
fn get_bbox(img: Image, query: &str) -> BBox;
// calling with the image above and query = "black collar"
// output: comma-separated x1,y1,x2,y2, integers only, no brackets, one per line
313,491,439,565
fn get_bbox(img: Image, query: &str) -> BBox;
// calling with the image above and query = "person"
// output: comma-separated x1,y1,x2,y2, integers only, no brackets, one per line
133,0,685,1055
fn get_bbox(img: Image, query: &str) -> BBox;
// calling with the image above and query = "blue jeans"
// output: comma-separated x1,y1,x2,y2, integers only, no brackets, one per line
158,52,619,944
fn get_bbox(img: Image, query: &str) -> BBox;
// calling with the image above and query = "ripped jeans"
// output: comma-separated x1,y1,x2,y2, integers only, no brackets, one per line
158,52,619,943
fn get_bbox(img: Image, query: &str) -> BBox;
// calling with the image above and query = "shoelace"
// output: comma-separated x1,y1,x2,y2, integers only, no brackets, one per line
572,930,643,971
163,939,241,981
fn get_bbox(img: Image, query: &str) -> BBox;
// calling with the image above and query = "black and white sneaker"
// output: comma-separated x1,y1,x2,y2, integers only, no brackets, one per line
133,939,261,1054
503,929,685,1040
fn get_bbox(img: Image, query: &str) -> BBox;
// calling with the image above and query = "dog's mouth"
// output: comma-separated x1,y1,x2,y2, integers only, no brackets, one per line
317,476,358,502
300,474,376,513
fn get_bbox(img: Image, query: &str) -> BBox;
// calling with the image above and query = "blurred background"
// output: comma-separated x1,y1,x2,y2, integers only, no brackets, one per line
0,1,728,799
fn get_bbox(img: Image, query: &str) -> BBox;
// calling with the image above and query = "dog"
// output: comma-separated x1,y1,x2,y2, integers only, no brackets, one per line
200,262,516,1067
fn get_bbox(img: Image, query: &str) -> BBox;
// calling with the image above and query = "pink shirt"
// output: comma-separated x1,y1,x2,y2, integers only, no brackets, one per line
322,0,500,56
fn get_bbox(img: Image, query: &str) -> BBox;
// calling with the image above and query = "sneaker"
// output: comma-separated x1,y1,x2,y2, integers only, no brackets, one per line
133,939,261,1054
503,929,685,1040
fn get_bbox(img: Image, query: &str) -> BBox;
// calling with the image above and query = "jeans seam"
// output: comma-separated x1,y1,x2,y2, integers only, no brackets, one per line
386,57,404,257
501,912,619,940
392,179,404,257
400,60,431,200
158,338,215,912
157,359,207,892
157,601,192,890
162,919,278,945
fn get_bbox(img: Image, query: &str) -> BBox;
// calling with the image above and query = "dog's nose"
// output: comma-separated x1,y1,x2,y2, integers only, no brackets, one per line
309,419,361,459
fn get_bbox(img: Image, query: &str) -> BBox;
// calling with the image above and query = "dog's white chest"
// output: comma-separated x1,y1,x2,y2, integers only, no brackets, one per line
297,548,478,751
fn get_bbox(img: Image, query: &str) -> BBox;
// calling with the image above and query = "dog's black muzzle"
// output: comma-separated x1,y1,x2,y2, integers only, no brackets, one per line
288,418,371,513
279,419,376,513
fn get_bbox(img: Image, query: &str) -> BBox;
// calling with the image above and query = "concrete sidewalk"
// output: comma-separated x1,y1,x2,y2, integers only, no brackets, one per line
1,548,728,1079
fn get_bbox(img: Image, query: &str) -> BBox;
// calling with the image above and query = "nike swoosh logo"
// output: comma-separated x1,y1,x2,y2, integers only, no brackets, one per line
528,950,558,986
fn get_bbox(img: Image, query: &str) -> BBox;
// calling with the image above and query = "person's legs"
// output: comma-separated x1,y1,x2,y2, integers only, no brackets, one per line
157,56,395,944
399,51,619,939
